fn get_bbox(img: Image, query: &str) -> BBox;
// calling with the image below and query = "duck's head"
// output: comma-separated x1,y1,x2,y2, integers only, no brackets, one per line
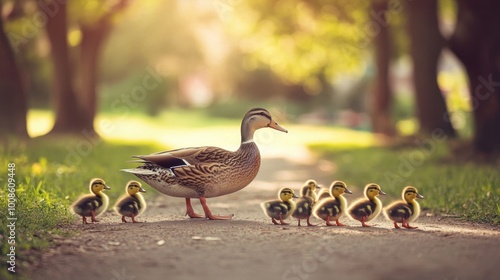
402,186,424,203
364,183,385,199
241,108,288,142
278,187,298,202
304,179,320,191
329,180,353,197
126,180,146,196
89,178,110,194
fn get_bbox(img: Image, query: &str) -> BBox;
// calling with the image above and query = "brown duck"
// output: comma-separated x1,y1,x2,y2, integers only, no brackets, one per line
122,108,288,220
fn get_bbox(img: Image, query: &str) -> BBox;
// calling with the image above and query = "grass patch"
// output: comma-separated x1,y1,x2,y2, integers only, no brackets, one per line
0,138,163,278
309,143,500,225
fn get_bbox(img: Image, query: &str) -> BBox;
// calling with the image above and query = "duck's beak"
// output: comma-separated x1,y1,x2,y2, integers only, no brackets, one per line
268,120,288,133
345,187,353,194
417,193,424,199
104,185,111,190
379,190,386,195
139,187,146,193
292,193,299,198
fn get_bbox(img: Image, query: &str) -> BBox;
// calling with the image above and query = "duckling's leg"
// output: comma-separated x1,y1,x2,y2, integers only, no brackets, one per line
402,219,417,229
121,216,128,223
335,220,347,226
90,210,99,223
360,216,371,227
272,218,279,225
306,216,315,226
297,219,302,226
199,197,234,220
326,216,336,226
278,214,289,225
185,198,204,218
82,216,89,224
131,214,141,223
393,221,401,229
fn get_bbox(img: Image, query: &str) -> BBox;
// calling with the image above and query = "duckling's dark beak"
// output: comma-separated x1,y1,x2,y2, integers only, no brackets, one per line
139,187,146,193
345,187,353,194
316,184,321,189
417,193,424,199
104,185,111,190
268,121,288,133
292,193,299,198
379,190,386,195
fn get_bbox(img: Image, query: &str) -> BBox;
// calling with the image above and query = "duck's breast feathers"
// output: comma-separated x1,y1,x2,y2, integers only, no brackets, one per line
261,200,294,218
384,202,412,222
135,146,233,168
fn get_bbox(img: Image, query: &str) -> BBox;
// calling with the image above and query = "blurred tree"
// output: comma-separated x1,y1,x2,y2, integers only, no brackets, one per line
44,0,87,134
404,0,456,137
449,0,500,155
370,0,396,136
0,1,28,139
43,0,128,136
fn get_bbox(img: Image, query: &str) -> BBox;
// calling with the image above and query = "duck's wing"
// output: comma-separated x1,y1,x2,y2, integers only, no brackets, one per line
133,146,231,168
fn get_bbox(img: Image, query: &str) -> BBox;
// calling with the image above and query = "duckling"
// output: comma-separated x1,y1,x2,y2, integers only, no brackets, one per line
384,186,424,229
71,178,111,224
300,179,321,202
292,179,321,226
261,187,298,225
347,183,386,227
114,180,147,223
313,181,353,226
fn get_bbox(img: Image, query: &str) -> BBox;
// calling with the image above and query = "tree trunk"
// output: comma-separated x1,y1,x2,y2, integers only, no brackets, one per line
449,0,500,155
44,0,90,135
370,0,396,136
0,9,28,139
77,18,113,133
404,0,456,137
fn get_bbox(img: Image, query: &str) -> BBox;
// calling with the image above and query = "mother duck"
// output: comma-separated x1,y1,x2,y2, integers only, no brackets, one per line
122,108,288,220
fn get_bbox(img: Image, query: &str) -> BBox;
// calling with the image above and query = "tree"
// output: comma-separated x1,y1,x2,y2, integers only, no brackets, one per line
404,0,456,137
44,0,88,134
0,2,28,140
449,0,500,155
370,0,396,136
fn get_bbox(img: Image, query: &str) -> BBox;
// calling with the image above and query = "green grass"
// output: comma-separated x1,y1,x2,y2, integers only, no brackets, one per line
0,138,164,278
309,143,500,225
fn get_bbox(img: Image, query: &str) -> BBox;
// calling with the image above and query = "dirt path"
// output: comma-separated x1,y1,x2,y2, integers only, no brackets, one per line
32,153,500,280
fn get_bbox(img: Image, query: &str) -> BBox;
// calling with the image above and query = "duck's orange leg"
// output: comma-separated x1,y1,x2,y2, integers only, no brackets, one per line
199,197,234,220
185,198,204,218
361,216,371,227
90,210,99,223
278,214,289,225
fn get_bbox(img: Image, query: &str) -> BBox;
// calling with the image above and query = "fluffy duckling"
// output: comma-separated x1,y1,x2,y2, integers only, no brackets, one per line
347,183,386,227
313,181,353,226
292,179,321,226
384,186,424,229
71,178,111,224
114,180,147,223
261,187,298,225
300,179,321,202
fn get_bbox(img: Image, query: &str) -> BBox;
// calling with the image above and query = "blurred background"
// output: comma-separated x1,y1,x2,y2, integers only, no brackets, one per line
1,0,499,156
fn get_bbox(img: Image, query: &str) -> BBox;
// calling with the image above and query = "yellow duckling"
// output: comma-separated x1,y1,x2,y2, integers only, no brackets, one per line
384,186,424,229
71,178,111,224
292,179,321,226
347,183,386,227
114,180,147,223
261,187,298,225
313,181,353,226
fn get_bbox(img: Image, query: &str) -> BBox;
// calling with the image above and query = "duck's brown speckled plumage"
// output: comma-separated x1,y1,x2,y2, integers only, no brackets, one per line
133,142,261,198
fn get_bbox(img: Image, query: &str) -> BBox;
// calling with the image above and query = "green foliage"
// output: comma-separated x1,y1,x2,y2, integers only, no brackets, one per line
228,0,369,84
309,143,500,225
0,138,163,277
